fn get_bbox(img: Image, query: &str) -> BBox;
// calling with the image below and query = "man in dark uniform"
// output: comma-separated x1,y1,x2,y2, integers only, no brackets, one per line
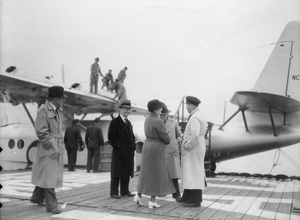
85,117,104,173
64,119,83,171
108,100,136,198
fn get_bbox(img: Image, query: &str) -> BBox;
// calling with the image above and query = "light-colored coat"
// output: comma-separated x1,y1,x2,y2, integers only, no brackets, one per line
165,117,182,179
137,113,175,196
182,107,207,189
32,100,64,188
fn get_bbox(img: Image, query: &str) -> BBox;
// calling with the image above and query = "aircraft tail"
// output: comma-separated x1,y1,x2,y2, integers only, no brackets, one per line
253,21,300,101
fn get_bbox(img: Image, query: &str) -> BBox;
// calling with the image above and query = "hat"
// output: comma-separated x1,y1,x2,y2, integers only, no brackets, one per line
119,100,132,109
147,99,162,112
186,96,201,106
94,117,100,123
48,86,67,99
72,119,79,124
161,102,171,114
95,57,99,60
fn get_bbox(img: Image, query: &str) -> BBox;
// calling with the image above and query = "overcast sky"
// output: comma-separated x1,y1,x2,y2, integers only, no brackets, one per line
1,0,299,123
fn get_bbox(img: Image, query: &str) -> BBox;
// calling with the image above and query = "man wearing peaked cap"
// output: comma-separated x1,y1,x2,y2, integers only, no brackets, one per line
177,95,208,207
185,96,201,106
30,86,67,214
108,99,136,198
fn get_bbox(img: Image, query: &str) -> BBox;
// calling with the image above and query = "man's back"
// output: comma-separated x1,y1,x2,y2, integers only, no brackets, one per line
85,124,104,149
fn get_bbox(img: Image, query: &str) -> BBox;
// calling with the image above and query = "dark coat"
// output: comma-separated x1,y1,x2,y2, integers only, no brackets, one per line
64,124,83,150
108,116,136,178
85,124,104,149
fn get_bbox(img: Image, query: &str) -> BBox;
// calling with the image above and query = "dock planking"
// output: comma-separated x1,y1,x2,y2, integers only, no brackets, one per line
1,170,300,220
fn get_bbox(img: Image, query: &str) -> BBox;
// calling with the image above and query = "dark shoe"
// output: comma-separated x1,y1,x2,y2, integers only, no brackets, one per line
182,203,201,207
49,207,62,214
111,195,121,199
93,170,99,173
175,197,186,203
87,170,90,173
121,192,135,197
30,200,46,206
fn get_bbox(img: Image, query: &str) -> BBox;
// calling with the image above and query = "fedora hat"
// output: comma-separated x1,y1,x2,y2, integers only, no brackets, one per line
119,100,132,109
48,86,67,99
161,102,171,114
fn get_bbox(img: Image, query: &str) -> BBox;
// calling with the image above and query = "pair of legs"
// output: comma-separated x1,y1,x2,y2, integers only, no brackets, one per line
90,75,99,93
31,186,58,212
110,177,131,196
67,149,77,171
86,148,100,172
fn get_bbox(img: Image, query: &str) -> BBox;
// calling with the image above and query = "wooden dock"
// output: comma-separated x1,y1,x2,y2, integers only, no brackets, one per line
1,169,300,220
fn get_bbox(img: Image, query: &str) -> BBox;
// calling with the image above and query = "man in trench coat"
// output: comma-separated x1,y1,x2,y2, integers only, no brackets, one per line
108,99,136,198
177,96,208,207
160,103,182,199
30,86,67,214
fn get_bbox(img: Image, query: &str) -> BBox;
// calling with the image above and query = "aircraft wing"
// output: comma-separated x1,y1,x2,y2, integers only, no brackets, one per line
0,71,116,115
0,71,150,116
230,90,300,113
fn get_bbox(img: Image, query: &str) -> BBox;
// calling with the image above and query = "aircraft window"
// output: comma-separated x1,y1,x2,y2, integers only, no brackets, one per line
17,139,25,149
8,139,15,149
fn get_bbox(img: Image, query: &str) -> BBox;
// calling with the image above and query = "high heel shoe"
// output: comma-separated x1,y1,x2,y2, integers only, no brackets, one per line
133,194,144,206
148,201,160,209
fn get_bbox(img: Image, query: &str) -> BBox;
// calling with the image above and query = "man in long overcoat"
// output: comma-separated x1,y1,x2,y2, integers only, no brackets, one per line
108,99,136,198
64,119,83,171
178,96,208,207
85,117,104,173
30,86,67,214
160,103,182,199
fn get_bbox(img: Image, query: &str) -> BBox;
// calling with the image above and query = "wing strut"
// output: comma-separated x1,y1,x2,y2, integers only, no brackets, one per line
218,107,249,132
218,108,240,130
268,108,278,137
22,103,35,126
241,108,250,132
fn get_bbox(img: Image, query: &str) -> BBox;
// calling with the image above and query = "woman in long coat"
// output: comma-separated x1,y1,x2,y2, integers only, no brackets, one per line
134,99,175,209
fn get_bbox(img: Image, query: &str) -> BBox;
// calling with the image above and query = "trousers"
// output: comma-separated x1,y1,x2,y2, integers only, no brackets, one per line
110,177,130,196
67,149,77,171
87,148,100,172
31,186,58,211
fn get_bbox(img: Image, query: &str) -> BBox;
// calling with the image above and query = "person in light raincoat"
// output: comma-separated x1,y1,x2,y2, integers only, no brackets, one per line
30,86,67,214
177,96,208,207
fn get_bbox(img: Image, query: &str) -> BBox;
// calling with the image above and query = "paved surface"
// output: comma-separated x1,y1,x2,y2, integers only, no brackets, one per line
1,169,300,219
